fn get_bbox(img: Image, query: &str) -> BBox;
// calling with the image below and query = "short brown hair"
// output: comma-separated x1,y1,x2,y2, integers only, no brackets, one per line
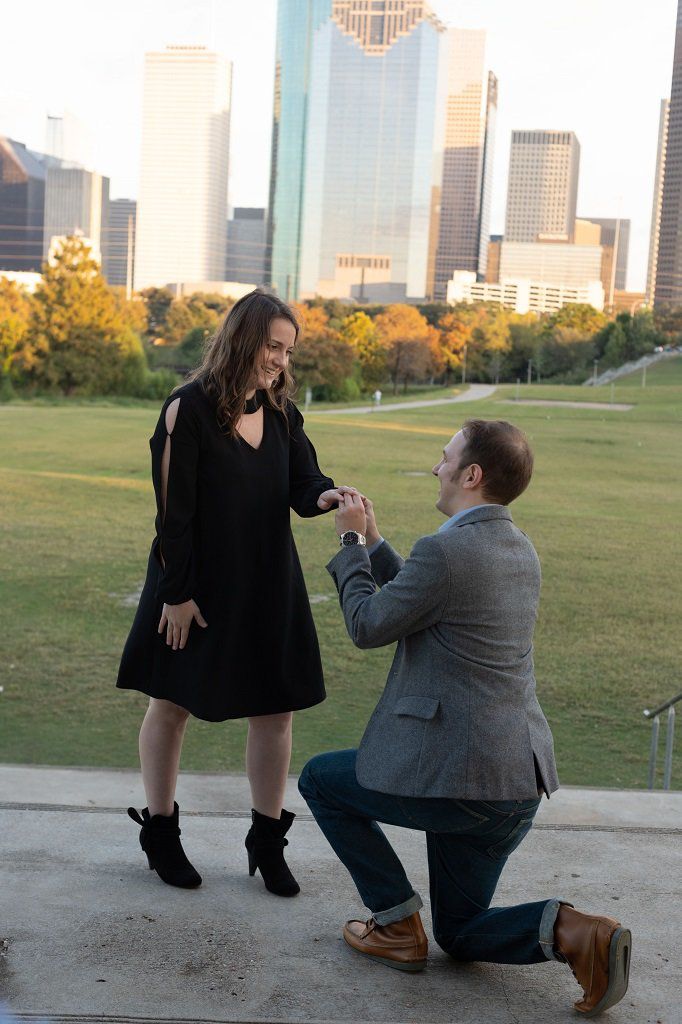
458,419,533,505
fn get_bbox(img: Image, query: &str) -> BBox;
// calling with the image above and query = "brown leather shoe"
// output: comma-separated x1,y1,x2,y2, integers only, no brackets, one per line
343,910,428,972
554,904,632,1017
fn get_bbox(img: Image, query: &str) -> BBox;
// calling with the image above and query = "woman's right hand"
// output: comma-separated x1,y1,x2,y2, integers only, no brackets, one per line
158,600,208,651
361,495,381,547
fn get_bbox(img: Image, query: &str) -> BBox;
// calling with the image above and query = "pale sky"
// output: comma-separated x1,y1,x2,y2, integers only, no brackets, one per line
0,0,677,291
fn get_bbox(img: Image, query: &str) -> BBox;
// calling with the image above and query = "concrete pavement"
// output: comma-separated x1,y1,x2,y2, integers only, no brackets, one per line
309,385,497,416
1,765,680,1024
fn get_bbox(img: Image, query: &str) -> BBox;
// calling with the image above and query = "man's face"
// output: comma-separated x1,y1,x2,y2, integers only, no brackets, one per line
432,430,468,514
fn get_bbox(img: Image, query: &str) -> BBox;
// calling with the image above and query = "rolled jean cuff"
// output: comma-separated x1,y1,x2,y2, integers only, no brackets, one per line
373,891,423,927
539,898,565,960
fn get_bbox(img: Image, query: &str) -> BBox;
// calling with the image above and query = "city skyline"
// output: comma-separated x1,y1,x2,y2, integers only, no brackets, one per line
0,0,677,292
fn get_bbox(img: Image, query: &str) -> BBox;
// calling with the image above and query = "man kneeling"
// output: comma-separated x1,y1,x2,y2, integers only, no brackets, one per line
299,419,631,1018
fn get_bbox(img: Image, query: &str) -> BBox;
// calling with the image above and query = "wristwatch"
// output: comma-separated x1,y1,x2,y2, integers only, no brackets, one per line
339,531,367,547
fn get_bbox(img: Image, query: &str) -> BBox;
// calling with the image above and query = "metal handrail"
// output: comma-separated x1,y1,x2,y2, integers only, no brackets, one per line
643,691,682,790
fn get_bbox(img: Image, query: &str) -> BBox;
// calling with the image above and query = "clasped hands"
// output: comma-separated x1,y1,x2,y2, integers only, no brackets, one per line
317,486,380,546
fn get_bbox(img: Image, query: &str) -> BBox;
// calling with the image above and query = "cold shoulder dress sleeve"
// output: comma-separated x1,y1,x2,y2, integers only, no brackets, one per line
116,381,335,721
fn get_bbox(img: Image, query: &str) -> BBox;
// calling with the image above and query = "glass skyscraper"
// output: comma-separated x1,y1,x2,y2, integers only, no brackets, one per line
434,30,497,298
655,0,682,306
267,0,447,302
0,138,46,273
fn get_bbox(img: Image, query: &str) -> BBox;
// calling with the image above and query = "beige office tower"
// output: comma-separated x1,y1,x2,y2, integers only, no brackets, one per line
135,46,232,290
505,130,580,243
434,29,497,298
646,99,670,304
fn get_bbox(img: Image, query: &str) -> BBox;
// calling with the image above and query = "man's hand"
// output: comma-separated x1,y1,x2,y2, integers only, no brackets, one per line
361,495,381,547
335,491,367,537
158,599,208,651
317,485,360,510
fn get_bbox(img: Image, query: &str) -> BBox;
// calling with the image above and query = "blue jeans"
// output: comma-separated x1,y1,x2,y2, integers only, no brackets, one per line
298,749,561,965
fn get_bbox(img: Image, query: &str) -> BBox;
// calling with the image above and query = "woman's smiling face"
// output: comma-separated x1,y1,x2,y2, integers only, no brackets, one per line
255,316,296,388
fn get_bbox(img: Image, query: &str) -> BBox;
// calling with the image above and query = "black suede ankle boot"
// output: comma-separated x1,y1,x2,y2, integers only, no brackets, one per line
128,802,202,889
245,808,300,897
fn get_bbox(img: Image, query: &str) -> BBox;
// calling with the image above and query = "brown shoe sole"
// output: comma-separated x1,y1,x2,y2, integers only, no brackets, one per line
343,933,427,972
576,927,632,1018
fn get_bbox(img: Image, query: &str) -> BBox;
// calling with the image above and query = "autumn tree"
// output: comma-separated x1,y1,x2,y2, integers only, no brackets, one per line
374,304,437,393
339,310,385,390
474,304,511,384
290,301,356,399
437,306,476,381
17,235,147,395
0,278,32,385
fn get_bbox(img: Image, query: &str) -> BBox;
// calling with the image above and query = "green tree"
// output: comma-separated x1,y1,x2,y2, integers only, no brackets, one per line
140,287,174,337
178,325,212,368
653,305,682,345
597,321,628,368
544,303,607,338
18,235,147,395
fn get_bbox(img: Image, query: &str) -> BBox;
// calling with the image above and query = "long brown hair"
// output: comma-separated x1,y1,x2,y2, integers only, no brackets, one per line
185,289,299,435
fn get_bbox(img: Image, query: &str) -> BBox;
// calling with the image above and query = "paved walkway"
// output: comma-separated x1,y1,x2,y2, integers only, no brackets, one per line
1,766,680,1024
309,385,496,415
502,399,633,412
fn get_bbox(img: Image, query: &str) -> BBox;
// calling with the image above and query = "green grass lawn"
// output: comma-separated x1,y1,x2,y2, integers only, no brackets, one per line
1,365,681,788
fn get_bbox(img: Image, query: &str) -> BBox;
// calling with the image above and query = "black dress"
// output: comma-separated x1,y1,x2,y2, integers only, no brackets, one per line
116,380,335,721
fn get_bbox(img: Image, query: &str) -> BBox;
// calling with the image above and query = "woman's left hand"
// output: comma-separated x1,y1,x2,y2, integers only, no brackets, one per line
335,491,367,536
317,485,360,510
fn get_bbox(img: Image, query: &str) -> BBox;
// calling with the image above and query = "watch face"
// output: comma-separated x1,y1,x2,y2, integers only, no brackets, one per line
342,532,359,546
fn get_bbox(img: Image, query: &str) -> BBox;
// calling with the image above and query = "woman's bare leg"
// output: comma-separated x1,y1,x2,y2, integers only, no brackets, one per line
246,712,294,817
139,697,190,817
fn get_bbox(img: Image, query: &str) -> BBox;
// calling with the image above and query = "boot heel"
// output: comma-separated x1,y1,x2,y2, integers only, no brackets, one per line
128,803,202,889
247,809,300,896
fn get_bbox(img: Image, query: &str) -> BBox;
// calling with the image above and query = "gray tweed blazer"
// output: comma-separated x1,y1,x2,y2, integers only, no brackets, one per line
326,505,559,801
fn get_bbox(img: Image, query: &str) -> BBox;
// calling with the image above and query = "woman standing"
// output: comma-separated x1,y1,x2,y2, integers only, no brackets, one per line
117,290,351,897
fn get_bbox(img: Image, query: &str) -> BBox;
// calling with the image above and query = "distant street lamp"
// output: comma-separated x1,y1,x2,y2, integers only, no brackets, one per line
593,358,599,384
461,343,468,385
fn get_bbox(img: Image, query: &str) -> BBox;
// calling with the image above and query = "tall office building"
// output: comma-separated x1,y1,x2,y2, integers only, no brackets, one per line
433,30,497,298
0,137,46,272
45,113,92,169
43,165,110,267
267,0,447,302
577,217,630,304
104,198,136,289
655,1,682,305
505,130,580,243
135,46,232,290
226,207,267,285
498,241,603,290
584,218,630,292
646,99,670,304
